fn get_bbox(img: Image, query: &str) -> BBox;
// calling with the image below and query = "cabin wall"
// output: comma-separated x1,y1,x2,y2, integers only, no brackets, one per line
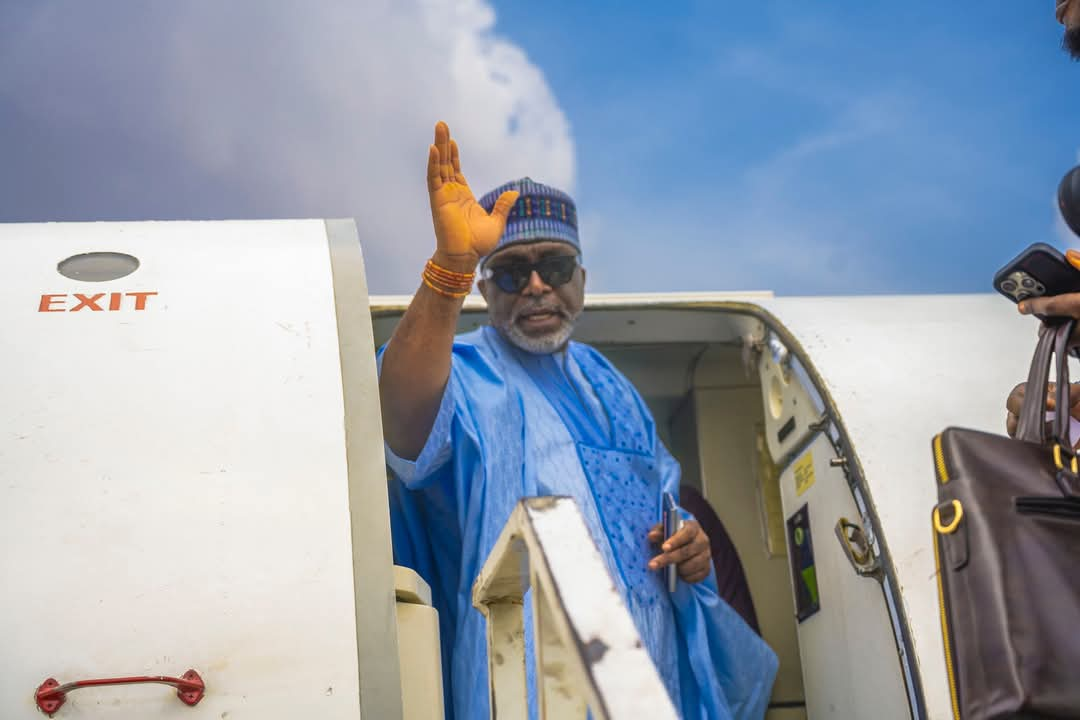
669,395,702,493
685,384,807,718
681,346,805,716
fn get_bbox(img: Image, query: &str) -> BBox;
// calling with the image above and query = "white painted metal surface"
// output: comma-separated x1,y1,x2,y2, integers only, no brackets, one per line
0,220,398,718
472,498,678,720
756,331,912,717
776,433,910,718
754,294,1038,720
394,568,444,720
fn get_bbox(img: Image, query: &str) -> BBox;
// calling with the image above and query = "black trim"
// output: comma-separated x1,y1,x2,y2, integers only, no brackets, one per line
777,416,797,443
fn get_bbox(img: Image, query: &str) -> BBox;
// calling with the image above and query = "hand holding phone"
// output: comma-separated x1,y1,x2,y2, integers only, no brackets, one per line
993,242,1080,320
661,492,680,593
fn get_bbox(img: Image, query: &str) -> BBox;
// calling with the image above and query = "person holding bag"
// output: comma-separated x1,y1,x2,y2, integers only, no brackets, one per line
934,319,1080,719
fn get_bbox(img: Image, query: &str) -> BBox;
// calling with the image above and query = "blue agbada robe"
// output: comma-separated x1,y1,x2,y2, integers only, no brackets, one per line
381,326,777,720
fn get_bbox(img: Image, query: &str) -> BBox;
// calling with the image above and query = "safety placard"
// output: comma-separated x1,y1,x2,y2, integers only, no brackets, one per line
794,451,816,496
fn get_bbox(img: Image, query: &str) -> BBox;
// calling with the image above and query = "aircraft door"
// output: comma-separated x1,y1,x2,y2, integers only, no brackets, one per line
757,332,914,720
0,220,404,719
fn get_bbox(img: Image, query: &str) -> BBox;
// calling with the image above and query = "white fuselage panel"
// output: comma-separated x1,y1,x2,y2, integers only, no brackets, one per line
0,220,363,718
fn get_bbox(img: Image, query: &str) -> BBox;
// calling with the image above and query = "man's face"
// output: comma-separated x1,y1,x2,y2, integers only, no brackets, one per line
478,241,586,354
1060,0,1080,59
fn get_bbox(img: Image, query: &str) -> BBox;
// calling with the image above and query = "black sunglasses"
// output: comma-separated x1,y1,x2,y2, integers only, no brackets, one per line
482,254,581,294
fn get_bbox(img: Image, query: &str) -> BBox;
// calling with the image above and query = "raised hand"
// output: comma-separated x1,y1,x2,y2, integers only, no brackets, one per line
427,121,519,268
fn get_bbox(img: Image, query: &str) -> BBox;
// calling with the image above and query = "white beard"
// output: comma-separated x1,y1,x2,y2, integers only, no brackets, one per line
494,305,581,354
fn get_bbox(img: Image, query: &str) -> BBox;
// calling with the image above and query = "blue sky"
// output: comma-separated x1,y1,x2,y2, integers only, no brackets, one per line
0,2,1076,296
494,2,1080,294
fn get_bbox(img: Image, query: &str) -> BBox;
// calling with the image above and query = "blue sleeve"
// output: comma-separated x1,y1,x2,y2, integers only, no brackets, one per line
384,379,455,488
672,570,779,720
377,344,456,489
378,345,465,718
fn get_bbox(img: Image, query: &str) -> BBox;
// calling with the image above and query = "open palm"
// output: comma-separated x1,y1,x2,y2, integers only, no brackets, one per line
427,122,518,261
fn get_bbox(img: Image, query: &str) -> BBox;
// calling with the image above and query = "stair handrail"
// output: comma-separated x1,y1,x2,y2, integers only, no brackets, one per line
471,496,679,720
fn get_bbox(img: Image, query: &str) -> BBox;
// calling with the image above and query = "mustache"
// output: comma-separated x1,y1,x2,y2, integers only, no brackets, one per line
511,299,568,322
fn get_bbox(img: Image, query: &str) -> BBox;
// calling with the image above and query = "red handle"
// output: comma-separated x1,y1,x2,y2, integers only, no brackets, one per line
36,670,204,715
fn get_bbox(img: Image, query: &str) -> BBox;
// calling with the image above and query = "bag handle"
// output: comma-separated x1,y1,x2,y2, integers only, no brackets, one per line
1015,319,1077,445
1053,320,1076,445
1015,322,1062,443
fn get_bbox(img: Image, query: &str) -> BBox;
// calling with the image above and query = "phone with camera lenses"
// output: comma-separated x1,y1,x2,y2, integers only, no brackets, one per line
993,243,1080,316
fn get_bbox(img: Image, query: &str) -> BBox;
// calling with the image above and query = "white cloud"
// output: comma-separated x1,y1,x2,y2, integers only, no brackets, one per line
0,0,575,292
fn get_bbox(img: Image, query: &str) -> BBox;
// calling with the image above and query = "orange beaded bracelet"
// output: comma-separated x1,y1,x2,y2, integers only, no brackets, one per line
422,259,475,299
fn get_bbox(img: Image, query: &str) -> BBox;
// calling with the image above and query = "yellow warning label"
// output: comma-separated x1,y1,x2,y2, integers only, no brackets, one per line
794,452,816,497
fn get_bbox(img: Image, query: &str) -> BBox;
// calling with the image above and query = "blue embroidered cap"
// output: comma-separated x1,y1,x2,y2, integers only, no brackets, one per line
478,177,579,262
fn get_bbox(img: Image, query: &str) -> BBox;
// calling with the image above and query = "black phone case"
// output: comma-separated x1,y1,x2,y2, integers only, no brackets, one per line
993,242,1080,305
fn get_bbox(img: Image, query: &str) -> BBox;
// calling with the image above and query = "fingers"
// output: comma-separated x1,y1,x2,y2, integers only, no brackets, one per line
433,121,452,184
450,139,467,185
1042,382,1071,413
489,190,520,222
1068,384,1080,421
1006,382,1026,416
1003,379,1028,439
649,521,710,571
678,554,712,584
1052,382,1080,421
430,122,469,190
1004,381,1080,437
426,145,442,193
661,522,698,553
645,519,712,584
1019,292,1080,319
651,541,697,568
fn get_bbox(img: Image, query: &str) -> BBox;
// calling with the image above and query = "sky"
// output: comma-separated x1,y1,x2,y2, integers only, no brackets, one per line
0,1,1077,296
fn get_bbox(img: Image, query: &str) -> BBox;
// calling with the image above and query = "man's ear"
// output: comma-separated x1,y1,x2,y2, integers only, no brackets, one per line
477,277,490,302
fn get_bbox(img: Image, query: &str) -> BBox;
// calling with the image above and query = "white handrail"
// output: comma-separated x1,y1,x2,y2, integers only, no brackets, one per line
471,497,679,720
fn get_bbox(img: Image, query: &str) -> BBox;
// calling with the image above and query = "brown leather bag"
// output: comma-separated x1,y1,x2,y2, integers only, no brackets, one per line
932,319,1080,719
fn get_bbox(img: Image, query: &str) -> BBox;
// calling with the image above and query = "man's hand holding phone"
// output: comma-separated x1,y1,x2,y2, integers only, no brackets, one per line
647,518,712,586
998,246,1080,440
1018,247,1080,320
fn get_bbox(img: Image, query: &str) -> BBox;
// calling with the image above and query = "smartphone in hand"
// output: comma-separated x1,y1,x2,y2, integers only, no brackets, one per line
993,242,1080,318
661,492,679,593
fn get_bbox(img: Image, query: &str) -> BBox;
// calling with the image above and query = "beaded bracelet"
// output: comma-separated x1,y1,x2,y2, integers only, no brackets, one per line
425,261,474,284
422,275,471,298
422,259,474,299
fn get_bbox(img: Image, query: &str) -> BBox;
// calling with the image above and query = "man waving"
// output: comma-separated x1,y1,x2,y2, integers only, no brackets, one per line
378,122,777,720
